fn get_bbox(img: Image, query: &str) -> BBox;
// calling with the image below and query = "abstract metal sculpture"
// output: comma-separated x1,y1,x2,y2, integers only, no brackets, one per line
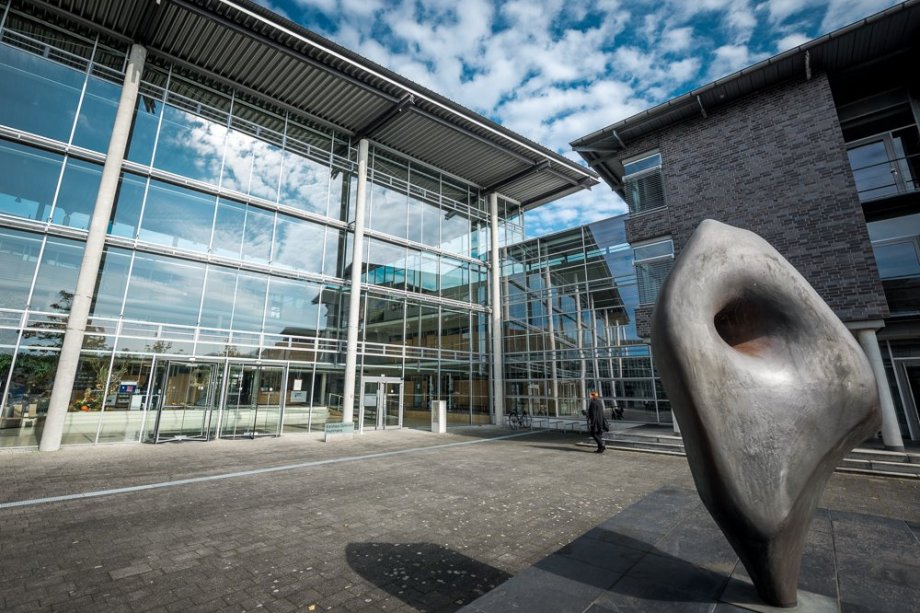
651,220,881,607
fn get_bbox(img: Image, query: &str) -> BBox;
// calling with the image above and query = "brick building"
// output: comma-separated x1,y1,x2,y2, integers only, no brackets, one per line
572,0,920,449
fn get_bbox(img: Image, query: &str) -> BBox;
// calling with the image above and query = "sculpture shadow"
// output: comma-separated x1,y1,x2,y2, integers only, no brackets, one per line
539,526,737,606
346,542,511,612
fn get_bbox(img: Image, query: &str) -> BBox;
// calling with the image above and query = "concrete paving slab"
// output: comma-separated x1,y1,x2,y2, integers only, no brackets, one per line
1,428,918,612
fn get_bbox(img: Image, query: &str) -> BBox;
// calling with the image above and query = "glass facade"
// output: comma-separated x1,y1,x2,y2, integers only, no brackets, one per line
0,6,522,447
501,216,670,424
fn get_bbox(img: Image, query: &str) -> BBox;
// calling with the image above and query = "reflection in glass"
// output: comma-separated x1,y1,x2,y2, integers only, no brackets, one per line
154,104,226,184
369,183,407,239
139,179,216,252
92,248,132,317
199,267,239,330
273,214,326,274
0,229,41,310
110,173,147,238
31,238,84,313
127,86,163,165
279,147,331,216
364,295,405,345
211,199,245,259
232,273,268,333
365,238,406,290
0,348,59,448
124,253,205,326
0,140,63,223
72,76,121,152
0,43,83,143
241,206,275,265
264,278,322,336
52,158,103,230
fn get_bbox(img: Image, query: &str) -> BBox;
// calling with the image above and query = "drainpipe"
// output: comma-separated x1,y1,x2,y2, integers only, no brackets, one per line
41,44,148,451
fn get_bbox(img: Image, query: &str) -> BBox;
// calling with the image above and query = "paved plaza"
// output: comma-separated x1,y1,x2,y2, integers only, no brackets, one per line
1,427,918,612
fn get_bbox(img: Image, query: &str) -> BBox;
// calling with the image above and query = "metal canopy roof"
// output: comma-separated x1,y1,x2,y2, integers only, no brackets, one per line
21,0,597,211
571,0,920,192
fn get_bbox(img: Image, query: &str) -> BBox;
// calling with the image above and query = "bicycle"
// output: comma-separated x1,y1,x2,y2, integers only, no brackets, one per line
507,407,532,429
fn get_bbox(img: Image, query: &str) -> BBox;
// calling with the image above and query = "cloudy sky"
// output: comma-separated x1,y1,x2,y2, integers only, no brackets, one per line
252,0,900,238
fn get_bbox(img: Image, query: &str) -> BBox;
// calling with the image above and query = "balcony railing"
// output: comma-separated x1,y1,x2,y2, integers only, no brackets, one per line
848,149,920,203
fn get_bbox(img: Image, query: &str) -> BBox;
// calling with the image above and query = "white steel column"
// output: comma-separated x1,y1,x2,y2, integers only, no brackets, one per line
342,138,370,426
856,328,905,451
41,44,148,452
489,192,505,424
544,267,558,416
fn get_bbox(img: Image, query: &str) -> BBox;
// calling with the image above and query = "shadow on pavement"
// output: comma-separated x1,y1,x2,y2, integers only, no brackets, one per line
347,542,511,612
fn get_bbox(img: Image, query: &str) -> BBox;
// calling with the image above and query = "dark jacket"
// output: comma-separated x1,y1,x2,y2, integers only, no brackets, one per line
586,398,607,433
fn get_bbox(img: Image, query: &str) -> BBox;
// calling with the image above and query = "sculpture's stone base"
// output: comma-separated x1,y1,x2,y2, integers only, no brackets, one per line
722,574,836,612
461,487,920,613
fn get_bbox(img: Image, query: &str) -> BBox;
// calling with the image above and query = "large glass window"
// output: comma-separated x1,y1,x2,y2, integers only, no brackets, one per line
847,128,920,202
231,273,268,333
279,145,332,216
0,140,63,223
368,183,408,240
124,253,205,326
110,173,147,238
364,238,406,290
222,112,284,201
0,42,84,143
52,158,103,231
31,237,84,313
634,238,673,305
264,278,322,336
127,82,164,165
153,97,227,185
72,75,121,152
199,267,238,330
868,213,920,279
91,248,132,317
138,179,216,252
0,229,41,310
364,295,405,345
273,213,327,274
241,206,274,265
622,151,665,214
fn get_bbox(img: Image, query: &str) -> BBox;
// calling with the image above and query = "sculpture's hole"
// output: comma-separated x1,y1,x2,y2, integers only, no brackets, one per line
714,294,789,356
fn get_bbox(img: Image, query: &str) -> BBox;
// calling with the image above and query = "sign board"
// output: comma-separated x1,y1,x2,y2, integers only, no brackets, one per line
363,394,378,407
118,381,138,394
290,390,308,403
324,421,354,442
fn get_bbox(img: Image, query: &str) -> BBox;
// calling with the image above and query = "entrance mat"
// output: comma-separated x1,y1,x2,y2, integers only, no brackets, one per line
460,487,920,613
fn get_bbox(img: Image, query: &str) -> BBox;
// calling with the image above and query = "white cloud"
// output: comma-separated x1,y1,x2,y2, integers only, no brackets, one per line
761,0,814,24
775,32,810,52
821,0,900,32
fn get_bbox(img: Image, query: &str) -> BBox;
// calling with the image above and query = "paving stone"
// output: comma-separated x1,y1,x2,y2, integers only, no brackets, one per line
1,429,918,613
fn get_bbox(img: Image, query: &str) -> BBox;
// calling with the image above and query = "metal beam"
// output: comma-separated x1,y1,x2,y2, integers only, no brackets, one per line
483,160,549,194
354,94,415,141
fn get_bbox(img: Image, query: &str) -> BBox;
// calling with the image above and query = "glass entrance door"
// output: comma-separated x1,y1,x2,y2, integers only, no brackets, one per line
148,361,219,443
360,376,403,431
219,364,285,439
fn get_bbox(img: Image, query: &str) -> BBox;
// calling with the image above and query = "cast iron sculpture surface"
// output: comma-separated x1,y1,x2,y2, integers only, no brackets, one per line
651,220,881,607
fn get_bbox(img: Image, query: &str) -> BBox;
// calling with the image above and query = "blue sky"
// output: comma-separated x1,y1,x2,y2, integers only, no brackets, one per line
252,0,901,238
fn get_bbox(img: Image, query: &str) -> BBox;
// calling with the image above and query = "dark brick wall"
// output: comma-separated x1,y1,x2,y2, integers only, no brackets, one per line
622,72,888,332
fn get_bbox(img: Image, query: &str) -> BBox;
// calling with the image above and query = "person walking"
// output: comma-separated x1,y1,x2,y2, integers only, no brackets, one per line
586,390,608,453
